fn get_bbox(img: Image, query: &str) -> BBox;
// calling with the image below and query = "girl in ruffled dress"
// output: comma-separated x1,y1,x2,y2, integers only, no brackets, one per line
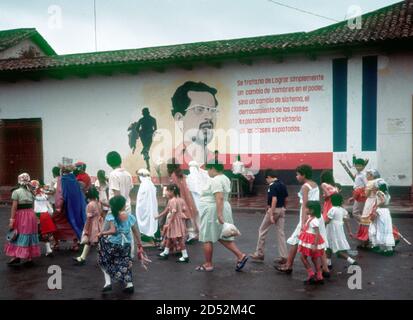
298,201,326,285
156,184,189,263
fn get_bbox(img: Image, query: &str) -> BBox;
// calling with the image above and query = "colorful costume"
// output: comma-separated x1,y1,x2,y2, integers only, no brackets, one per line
4,173,41,260
98,213,137,285
53,174,86,242
356,180,376,241
352,172,367,216
369,190,395,251
321,183,338,220
298,216,326,258
34,192,56,240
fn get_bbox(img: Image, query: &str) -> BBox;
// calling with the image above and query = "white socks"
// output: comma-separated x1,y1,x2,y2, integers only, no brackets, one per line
182,249,189,258
126,282,133,288
80,244,90,260
101,268,111,287
347,257,356,264
160,247,170,256
327,258,332,266
45,242,52,254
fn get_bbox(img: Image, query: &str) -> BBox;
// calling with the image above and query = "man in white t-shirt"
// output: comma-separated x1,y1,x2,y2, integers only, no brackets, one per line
106,151,133,214
106,151,135,258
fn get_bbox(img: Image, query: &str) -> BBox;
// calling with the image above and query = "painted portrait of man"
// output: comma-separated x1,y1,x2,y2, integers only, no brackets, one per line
171,81,220,166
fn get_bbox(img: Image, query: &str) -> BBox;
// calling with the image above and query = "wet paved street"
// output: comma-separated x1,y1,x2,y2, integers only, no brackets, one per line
1,207,412,300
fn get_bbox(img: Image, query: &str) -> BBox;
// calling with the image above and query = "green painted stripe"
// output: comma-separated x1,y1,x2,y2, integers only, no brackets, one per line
362,56,378,151
332,58,348,152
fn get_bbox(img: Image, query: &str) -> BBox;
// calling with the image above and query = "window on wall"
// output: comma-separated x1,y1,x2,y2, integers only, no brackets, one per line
332,58,348,152
362,55,378,151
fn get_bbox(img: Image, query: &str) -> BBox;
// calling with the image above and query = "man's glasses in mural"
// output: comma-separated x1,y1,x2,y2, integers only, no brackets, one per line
186,104,219,115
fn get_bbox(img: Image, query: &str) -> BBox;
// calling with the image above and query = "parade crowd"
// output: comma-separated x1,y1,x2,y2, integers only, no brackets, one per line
4,152,402,293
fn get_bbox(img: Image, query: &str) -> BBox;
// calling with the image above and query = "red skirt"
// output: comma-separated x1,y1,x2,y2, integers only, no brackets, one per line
298,232,325,258
39,212,57,235
52,208,77,241
356,224,369,241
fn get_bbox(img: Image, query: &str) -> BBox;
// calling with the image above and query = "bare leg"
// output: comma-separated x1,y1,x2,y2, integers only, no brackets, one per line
301,254,314,280
203,242,213,268
300,254,312,270
312,257,323,280
321,251,329,273
218,240,244,261
284,245,298,269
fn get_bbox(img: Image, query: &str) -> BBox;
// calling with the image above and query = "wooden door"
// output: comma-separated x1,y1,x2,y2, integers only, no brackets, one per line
0,118,43,186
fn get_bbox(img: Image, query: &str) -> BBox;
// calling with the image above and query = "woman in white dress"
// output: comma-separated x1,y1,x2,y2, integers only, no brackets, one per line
325,193,357,267
186,161,210,242
369,179,395,256
276,165,328,275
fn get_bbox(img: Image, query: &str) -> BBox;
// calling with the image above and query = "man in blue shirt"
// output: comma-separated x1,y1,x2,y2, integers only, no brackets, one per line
250,169,288,265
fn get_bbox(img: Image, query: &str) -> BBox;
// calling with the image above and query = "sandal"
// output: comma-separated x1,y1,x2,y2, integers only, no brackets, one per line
195,264,214,272
7,258,21,266
274,265,293,274
235,255,249,272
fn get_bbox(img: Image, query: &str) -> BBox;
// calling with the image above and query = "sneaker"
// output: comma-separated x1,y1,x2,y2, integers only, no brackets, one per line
158,253,169,260
176,257,189,263
123,286,134,294
72,257,86,266
102,285,112,293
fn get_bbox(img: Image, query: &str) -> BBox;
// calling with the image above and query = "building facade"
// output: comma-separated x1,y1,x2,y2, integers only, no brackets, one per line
0,1,412,192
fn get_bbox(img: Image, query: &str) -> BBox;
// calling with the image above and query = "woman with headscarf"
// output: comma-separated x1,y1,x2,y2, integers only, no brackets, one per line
135,168,158,243
368,178,396,255
5,173,41,266
53,165,86,251
186,161,210,234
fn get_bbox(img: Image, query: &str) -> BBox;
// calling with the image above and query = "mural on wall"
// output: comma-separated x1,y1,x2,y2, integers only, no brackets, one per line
128,107,158,170
120,60,340,180
170,81,219,166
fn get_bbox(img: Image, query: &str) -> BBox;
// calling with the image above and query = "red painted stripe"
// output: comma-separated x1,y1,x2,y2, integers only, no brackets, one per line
222,152,333,170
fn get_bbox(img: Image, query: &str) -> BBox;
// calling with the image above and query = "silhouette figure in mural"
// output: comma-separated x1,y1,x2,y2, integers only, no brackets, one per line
128,107,157,170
